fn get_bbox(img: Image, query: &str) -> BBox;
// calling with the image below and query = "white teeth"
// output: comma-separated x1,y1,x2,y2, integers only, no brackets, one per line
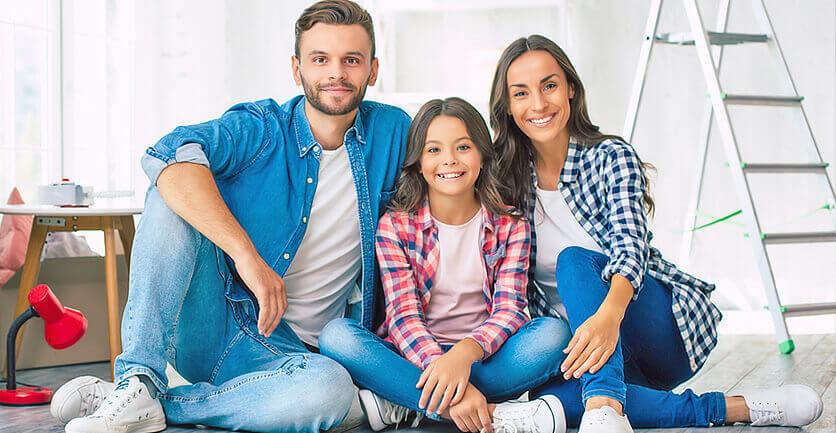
530,115,553,125
438,173,463,179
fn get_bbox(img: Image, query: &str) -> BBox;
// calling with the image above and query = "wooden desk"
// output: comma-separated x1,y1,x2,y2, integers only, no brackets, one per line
0,204,143,376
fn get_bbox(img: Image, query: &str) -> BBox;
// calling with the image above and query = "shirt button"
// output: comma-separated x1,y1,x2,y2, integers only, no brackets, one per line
357,135,362,140
301,147,306,152
313,145,320,152
302,217,307,223
283,253,290,260
307,177,313,183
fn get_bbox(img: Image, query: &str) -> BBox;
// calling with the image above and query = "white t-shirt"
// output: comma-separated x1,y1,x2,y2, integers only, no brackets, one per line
282,145,362,346
533,185,604,317
424,211,490,345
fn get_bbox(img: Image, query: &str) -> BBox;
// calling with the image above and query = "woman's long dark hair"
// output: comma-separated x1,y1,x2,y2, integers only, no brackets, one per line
489,35,655,216
389,97,516,217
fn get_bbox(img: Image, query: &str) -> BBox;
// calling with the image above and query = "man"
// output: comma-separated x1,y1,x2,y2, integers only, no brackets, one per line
51,1,409,432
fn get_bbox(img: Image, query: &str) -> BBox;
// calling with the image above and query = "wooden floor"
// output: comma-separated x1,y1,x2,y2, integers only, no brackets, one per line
0,334,832,433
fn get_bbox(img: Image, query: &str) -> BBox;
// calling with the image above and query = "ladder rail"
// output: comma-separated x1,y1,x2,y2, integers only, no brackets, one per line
749,0,836,229
681,0,792,346
622,0,663,142
679,0,732,267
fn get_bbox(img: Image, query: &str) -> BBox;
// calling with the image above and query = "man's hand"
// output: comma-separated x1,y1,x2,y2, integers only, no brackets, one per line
233,252,288,337
447,383,493,433
417,338,483,416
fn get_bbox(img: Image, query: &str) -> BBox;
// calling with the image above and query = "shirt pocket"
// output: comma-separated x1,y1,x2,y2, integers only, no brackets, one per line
378,188,395,216
483,244,507,268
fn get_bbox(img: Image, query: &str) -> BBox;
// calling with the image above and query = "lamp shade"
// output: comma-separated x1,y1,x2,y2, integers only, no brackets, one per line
27,284,87,349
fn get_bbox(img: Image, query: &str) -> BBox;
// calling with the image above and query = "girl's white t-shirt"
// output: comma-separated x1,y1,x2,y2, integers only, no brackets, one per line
424,211,490,345
533,185,604,317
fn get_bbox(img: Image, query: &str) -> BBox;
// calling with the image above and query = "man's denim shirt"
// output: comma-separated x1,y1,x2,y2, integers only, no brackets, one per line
141,95,410,331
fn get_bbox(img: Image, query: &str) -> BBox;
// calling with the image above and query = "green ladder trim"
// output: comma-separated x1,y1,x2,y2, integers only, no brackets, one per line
763,305,788,313
779,340,795,354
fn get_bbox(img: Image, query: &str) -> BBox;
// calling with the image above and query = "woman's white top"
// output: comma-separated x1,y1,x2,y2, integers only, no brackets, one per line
532,184,604,317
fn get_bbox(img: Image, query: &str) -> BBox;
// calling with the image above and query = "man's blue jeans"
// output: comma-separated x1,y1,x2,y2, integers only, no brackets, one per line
532,247,725,427
112,187,355,433
318,317,571,420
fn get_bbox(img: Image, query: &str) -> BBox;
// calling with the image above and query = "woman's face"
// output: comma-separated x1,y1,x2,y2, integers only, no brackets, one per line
506,50,574,147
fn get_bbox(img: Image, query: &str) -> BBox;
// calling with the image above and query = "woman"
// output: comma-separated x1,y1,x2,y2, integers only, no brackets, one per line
488,34,823,433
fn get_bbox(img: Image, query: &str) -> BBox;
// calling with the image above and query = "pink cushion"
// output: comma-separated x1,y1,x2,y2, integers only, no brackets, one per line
0,188,33,288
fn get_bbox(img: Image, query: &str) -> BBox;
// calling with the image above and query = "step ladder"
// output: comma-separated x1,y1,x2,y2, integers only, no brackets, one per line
623,0,836,354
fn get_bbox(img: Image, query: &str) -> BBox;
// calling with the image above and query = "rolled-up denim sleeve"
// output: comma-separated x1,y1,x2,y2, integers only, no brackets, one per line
141,102,270,184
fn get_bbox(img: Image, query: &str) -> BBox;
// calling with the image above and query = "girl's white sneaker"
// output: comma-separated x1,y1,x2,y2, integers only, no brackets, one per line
736,384,823,426
578,406,633,433
490,395,567,433
358,389,417,431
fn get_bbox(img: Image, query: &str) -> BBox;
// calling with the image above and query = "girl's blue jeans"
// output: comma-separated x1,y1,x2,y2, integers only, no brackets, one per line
532,246,725,427
319,317,571,420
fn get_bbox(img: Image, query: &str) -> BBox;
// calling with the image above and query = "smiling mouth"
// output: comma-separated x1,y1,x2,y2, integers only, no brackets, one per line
527,114,555,127
437,172,465,180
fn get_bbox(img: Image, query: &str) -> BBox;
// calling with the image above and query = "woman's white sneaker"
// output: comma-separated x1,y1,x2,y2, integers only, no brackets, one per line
358,389,418,431
50,376,115,423
64,375,166,433
736,384,823,426
578,406,633,433
490,396,567,433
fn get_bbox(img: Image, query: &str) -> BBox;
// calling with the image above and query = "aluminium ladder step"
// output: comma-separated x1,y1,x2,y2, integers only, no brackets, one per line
655,31,769,45
761,231,836,245
783,302,836,317
722,94,804,106
742,162,829,173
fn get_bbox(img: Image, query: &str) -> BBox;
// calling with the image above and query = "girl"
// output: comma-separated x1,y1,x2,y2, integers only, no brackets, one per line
488,34,823,433
319,97,572,433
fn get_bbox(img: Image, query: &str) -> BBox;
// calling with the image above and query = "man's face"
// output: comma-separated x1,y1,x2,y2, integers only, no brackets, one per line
292,23,378,116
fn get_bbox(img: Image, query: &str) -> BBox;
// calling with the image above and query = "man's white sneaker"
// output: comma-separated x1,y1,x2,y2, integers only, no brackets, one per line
358,389,419,431
490,395,567,433
578,406,633,433
736,384,823,426
51,376,116,423
64,375,166,433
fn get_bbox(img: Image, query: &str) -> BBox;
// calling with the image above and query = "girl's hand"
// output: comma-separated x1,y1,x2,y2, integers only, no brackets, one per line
417,338,483,416
448,383,493,433
561,310,620,380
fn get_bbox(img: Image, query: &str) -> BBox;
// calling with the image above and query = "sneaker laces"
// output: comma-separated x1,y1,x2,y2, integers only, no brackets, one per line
490,411,538,433
750,408,785,426
77,383,110,417
93,380,136,422
385,403,423,429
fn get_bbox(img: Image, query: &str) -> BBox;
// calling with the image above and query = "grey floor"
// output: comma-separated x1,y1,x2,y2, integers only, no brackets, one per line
0,334,833,433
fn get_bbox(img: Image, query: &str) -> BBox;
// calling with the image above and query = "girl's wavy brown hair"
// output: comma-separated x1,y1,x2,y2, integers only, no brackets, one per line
389,97,517,218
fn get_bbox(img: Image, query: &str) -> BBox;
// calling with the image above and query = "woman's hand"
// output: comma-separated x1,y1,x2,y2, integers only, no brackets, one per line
561,310,620,380
417,338,484,416
447,383,493,433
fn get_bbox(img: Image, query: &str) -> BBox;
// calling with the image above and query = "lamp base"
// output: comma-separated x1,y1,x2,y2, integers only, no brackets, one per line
0,386,53,405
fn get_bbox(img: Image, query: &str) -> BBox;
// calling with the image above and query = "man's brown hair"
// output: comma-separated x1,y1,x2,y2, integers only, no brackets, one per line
294,0,376,58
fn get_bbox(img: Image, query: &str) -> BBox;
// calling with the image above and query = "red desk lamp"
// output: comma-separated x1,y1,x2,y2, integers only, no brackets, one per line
0,284,88,405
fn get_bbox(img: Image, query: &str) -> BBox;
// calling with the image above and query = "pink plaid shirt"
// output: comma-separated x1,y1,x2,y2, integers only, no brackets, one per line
376,201,531,369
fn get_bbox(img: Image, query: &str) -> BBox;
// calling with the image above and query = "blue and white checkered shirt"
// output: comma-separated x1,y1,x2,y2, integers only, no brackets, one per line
525,137,722,372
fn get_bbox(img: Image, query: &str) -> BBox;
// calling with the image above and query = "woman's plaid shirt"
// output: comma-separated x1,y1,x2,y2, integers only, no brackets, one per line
525,137,722,372
376,202,530,369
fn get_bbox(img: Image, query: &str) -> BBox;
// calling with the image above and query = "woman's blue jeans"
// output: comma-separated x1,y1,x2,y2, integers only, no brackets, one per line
532,247,725,427
319,317,571,420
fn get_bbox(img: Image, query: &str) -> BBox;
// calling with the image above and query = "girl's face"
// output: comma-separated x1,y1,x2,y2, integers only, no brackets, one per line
506,50,575,147
420,115,483,201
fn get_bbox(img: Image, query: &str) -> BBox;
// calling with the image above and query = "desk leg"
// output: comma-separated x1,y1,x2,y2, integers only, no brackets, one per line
103,217,122,378
118,215,135,271
5,221,49,373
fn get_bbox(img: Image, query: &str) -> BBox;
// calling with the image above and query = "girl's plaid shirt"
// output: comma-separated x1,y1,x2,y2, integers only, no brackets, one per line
375,201,531,369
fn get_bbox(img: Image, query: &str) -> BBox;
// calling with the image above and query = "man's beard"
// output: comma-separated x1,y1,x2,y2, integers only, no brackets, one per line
301,75,369,116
